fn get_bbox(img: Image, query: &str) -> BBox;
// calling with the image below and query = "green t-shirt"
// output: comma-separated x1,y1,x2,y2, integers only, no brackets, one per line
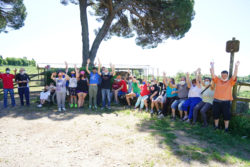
132,82,141,94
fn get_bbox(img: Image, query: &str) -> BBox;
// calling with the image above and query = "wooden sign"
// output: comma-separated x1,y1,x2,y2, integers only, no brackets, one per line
226,40,240,53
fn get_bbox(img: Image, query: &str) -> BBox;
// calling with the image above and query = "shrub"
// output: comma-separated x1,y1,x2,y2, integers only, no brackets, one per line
230,115,250,137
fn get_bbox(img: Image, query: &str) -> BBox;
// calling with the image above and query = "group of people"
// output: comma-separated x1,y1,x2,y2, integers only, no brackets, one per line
0,60,240,132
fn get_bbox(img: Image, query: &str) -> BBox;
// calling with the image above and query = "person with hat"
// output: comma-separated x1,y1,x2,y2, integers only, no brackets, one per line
15,68,30,106
0,68,17,108
86,58,101,109
210,61,240,132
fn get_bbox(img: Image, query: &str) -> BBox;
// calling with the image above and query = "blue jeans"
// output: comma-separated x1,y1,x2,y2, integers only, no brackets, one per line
102,89,111,107
182,97,202,119
18,87,30,106
3,89,16,108
135,95,148,109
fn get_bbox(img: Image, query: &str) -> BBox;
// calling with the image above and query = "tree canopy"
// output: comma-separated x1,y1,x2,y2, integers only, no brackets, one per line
62,0,195,66
0,0,27,33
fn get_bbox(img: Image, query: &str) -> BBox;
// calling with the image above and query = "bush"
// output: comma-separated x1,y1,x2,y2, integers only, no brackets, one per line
230,115,250,137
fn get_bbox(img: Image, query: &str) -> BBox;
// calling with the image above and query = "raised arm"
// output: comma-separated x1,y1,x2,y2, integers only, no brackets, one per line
232,61,240,80
65,61,68,74
51,72,57,81
210,62,216,79
111,64,116,76
196,69,201,88
74,65,79,79
162,72,167,87
186,72,191,88
97,58,102,76
86,59,91,74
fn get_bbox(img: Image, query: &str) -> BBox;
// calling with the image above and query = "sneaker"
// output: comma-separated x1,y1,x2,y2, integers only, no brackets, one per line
75,104,78,108
158,110,162,115
62,108,66,111
70,104,73,108
94,105,98,110
150,109,154,116
37,104,42,108
214,126,219,130
171,117,176,121
182,116,188,121
89,105,92,109
58,108,62,112
145,108,149,112
101,107,104,110
185,119,191,124
158,113,164,119
107,106,111,110
224,128,229,133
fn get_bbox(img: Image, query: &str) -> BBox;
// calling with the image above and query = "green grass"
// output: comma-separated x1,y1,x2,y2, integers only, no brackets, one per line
0,65,38,74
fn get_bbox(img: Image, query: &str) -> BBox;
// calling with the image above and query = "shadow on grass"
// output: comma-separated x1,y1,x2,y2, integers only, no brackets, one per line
136,115,250,166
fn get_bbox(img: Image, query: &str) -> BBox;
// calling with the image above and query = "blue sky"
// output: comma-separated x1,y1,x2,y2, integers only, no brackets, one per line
0,0,249,76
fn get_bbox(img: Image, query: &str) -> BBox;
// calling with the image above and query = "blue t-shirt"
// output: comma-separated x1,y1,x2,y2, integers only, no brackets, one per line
166,86,177,98
89,72,100,84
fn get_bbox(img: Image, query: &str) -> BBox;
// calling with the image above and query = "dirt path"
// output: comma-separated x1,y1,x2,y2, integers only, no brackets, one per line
0,106,247,167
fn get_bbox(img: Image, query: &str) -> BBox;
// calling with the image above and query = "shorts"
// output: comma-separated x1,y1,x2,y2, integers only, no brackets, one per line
118,91,127,96
155,96,164,103
151,96,159,102
171,99,186,111
76,90,88,94
212,100,231,121
69,87,77,96
40,92,50,100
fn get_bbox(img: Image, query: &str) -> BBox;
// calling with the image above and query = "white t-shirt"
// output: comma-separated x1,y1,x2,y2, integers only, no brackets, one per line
40,91,50,100
69,78,77,88
188,85,202,98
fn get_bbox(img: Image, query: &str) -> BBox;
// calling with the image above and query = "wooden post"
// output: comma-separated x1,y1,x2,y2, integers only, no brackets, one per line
229,37,236,78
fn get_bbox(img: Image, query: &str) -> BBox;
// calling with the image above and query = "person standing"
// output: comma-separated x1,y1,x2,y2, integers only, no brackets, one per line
98,59,116,110
76,71,89,108
15,68,30,106
86,58,100,109
0,68,17,108
51,71,70,112
210,61,240,132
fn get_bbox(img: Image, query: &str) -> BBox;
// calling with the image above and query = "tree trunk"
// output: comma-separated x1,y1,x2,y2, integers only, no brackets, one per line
89,13,115,64
79,0,90,66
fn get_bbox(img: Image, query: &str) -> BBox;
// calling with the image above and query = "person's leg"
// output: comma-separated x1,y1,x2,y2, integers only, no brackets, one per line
18,88,24,106
9,89,15,107
178,99,185,119
167,97,176,115
101,89,106,108
61,92,66,109
56,92,62,109
77,93,81,107
24,87,30,106
93,85,98,107
140,95,148,110
193,101,204,124
181,99,191,120
114,90,119,103
89,86,93,107
83,93,87,106
3,89,8,108
126,93,132,106
222,101,231,130
107,89,111,107
212,101,220,129
200,103,212,126
188,98,202,120
171,99,179,118
162,98,169,116
135,96,142,108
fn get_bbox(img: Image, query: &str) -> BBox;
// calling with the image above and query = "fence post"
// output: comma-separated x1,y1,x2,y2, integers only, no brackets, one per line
232,85,237,113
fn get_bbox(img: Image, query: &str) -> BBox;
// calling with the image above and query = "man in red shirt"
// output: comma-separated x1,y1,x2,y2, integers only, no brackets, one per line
0,68,17,108
114,75,127,104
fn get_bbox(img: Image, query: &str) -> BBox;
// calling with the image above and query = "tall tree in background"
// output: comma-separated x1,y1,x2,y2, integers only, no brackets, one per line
61,0,195,66
0,0,27,33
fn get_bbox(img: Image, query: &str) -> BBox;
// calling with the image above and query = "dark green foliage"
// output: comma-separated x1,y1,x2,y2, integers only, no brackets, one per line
61,0,195,65
0,0,27,33
0,57,36,66
230,115,250,137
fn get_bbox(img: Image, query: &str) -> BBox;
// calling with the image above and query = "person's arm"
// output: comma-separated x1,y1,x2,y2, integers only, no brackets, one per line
97,58,102,76
210,80,215,90
111,64,116,76
150,91,158,100
186,72,191,88
74,65,79,79
51,72,57,81
162,72,167,87
86,59,91,74
65,61,68,74
210,62,216,79
232,61,240,81
14,68,17,76
65,73,70,80
196,69,201,88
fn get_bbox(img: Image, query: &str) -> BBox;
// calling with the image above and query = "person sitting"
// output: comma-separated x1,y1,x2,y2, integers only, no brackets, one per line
111,78,120,103
37,86,51,108
144,79,159,115
169,75,189,120
0,68,17,108
181,70,202,123
192,76,215,127
114,75,127,105
154,82,166,116
158,73,178,119
134,79,150,112
210,61,240,132
126,76,141,109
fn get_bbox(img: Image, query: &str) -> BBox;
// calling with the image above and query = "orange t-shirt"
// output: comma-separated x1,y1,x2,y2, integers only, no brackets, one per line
213,76,236,101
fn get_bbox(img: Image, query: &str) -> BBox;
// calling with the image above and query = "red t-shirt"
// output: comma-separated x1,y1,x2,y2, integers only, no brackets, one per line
0,73,15,89
118,80,127,93
140,84,150,96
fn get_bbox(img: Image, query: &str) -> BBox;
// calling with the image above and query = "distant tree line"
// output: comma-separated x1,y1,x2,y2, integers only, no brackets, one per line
0,56,36,66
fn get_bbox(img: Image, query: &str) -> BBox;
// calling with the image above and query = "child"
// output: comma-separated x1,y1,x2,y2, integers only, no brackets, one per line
37,86,50,108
